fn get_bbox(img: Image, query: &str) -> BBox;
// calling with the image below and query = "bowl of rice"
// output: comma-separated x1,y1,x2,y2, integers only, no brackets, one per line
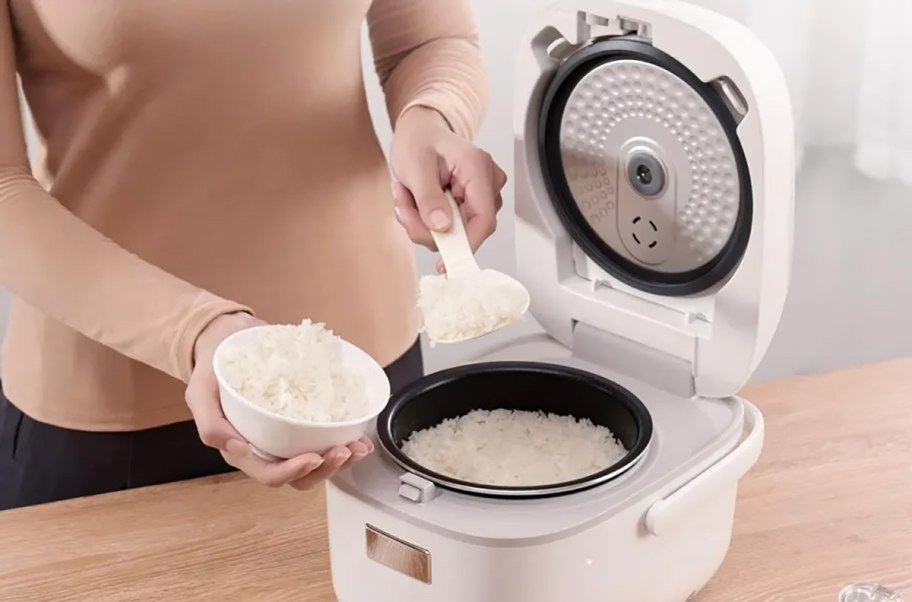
213,320,391,460
376,362,653,498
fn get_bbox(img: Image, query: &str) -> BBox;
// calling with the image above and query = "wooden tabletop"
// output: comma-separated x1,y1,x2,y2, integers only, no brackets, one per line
1,360,910,602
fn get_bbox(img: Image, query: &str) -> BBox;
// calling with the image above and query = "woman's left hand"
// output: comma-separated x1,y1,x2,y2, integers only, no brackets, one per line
390,106,507,272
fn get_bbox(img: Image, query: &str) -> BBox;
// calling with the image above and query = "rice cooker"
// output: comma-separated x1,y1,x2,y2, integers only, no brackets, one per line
327,1,795,600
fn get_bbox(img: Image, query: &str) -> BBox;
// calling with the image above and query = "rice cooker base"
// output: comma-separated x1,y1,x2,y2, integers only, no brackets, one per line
328,468,740,602
327,336,752,602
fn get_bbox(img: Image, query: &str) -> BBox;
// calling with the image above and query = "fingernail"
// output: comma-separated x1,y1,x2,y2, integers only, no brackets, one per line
226,439,248,456
430,209,450,231
334,450,352,465
306,457,324,470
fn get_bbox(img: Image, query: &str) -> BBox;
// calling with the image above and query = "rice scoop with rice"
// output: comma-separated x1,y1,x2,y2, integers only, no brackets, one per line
217,320,370,423
402,409,628,486
417,269,527,344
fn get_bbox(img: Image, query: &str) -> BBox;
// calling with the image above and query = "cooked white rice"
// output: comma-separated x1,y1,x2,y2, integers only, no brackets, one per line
217,320,369,423
417,269,526,344
401,409,627,486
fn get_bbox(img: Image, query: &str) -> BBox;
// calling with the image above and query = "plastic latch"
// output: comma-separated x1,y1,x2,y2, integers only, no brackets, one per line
398,473,440,504
578,11,653,43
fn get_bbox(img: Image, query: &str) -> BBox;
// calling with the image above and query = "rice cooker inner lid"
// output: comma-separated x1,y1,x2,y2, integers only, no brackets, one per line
538,38,752,296
519,7,795,400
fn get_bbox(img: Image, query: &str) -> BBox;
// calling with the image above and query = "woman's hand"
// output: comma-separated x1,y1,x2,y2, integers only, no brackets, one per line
390,106,507,272
185,312,373,490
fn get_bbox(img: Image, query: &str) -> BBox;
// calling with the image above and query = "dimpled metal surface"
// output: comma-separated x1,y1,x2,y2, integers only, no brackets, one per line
559,59,741,272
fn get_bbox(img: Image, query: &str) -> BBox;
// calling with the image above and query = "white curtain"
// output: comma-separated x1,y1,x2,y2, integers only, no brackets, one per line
854,0,912,185
688,0,912,187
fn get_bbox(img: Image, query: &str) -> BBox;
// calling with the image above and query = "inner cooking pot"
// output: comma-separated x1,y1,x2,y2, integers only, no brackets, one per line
377,362,653,498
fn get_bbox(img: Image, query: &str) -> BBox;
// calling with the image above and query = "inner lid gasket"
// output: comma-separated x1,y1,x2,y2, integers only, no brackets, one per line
538,37,753,296
376,362,654,500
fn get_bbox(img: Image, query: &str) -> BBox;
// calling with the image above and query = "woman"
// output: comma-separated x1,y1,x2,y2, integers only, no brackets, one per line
0,1,505,509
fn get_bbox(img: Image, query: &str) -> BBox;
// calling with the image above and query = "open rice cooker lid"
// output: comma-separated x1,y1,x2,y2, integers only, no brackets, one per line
513,0,795,398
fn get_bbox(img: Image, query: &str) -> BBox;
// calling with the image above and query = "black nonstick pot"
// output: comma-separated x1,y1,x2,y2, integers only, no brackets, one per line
376,362,653,499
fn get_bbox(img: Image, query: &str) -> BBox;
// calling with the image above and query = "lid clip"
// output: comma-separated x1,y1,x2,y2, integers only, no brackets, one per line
398,473,441,504
579,11,653,42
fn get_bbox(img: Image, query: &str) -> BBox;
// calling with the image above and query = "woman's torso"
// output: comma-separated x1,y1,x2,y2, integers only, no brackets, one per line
2,0,419,430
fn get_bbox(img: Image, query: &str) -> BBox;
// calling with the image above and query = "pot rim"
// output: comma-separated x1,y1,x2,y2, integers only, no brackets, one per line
376,361,654,499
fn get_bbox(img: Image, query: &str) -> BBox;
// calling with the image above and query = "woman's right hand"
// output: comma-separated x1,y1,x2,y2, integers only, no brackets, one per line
184,312,374,490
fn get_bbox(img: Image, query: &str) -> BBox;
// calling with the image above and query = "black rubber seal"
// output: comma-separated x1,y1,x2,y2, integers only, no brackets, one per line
538,37,753,296
376,362,653,499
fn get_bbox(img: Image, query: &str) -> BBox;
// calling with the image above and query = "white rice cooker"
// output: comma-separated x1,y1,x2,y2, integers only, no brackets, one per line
327,1,795,600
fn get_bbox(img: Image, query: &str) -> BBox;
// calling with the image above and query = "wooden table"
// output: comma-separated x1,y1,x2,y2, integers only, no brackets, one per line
1,360,910,602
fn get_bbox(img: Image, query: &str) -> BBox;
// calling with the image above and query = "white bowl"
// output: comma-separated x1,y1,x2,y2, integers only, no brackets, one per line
212,326,391,460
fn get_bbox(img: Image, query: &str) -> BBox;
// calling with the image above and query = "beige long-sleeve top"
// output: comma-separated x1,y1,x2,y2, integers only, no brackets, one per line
0,1,486,431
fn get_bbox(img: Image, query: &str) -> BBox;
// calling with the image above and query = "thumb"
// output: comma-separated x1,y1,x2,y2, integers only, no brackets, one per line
404,153,451,233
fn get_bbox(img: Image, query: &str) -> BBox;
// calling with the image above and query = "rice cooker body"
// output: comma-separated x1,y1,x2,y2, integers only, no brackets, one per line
327,338,761,602
328,470,742,602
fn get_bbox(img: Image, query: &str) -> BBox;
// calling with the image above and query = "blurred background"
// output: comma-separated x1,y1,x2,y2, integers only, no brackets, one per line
2,0,910,382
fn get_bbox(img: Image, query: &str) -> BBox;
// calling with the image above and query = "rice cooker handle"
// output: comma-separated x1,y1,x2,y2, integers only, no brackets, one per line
644,401,764,537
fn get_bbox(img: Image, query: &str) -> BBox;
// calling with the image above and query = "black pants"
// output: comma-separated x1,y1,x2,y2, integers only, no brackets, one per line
0,339,423,510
